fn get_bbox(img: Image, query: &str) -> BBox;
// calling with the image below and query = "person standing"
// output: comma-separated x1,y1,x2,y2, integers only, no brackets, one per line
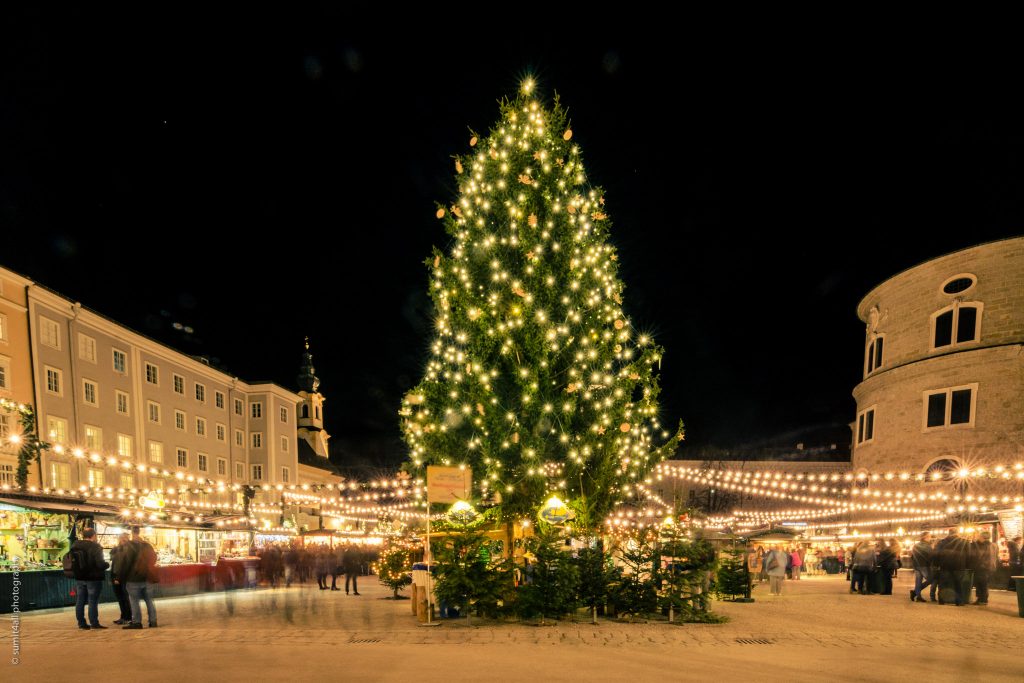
850,542,876,595
971,531,998,606
343,544,362,595
330,545,344,591
935,531,969,606
1007,535,1022,591
877,540,897,595
790,548,803,580
764,546,788,595
910,532,934,603
836,546,846,574
70,528,109,630
122,526,159,629
109,532,134,624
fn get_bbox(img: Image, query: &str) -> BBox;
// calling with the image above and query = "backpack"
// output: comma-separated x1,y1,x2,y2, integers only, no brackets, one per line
63,547,90,579
765,552,780,571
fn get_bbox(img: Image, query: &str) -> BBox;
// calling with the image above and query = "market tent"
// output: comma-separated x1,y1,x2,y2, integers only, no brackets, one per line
0,495,120,516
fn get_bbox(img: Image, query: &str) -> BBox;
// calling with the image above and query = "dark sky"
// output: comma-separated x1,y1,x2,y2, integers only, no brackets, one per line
3,11,1022,465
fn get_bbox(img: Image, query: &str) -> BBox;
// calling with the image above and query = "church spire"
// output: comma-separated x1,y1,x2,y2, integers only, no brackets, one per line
297,336,320,392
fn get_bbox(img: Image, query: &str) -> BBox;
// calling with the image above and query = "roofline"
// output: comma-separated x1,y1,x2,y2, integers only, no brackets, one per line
0,265,35,287
856,235,1024,321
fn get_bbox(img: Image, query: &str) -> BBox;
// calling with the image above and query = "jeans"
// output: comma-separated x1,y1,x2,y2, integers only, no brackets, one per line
75,580,103,626
974,569,991,603
127,582,157,626
112,580,132,620
913,568,933,598
345,572,358,593
851,570,871,593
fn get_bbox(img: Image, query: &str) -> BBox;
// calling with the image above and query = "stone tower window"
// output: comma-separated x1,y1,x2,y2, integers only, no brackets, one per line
941,274,976,295
931,303,982,349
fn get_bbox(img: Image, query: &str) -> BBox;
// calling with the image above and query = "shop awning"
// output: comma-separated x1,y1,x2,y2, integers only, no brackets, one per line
0,496,120,516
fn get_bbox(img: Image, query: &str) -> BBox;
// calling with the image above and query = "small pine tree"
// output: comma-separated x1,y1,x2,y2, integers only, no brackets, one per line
377,545,413,599
575,540,615,624
714,547,752,601
516,527,580,623
433,530,512,623
610,528,658,620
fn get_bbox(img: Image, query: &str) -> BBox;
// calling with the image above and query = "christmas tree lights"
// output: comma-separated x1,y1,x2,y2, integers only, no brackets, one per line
401,81,683,520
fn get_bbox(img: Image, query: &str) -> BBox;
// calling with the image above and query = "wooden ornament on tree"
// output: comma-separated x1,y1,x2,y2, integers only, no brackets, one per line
470,136,478,147
620,422,631,433
614,319,625,330
563,129,573,140
436,208,446,219
455,160,463,174
528,213,538,227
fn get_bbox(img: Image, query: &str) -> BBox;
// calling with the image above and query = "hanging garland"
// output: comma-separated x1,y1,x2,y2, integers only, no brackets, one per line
1,398,49,489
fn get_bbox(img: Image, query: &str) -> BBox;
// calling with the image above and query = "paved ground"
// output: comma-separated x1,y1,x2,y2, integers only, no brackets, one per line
2,573,1022,682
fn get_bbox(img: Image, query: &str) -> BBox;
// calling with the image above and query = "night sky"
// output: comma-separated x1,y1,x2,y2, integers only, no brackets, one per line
4,12,1022,467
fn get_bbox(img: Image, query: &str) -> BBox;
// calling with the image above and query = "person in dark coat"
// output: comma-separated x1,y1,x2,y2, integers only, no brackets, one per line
109,532,134,624
70,527,110,630
910,532,934,603
1007,536,1022,591
877,540,898,595
122,526,159,628
935,531,969,606
970,531,998,605
343,544,362,595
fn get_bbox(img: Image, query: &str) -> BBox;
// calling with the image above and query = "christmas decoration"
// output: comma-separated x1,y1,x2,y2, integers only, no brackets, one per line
378,544,413,599
400,83,683,522
714,546,753,602
516,526,579,623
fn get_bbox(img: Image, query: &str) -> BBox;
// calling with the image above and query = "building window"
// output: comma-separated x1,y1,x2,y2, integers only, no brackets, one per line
281,436,289,452
50,462,70,489
149,476,164,491
301,404,309,419
941,274,976,295
0,464,14,485
196,417,207,437
0,356,9,392
251,464,263,481
198,453,208,472
924,385,977,430
235,429,244,447
83,379,98,406
932,303,982,349
40,317,60,349
251,402,262,419
217,458,227,476
84,425,102,451
173,374,185,395
148,401,161,424
175,410,186,430
78,334,96,362
113,349,127,374
234,398,243,416
280,407,288,423
216,423,226,442
145,363,159,385
0,414,9,439
195,383,206,403
120,473,134,489
0,313,7,343
149,441,163,464
235,462,244,479
856,407,875,445
251,432,262,449
315,405,320,420
177,448,188,468
865,335,884,375
215,391,225,409
281,467,290,483
47,416,68,443
116,390,129,416
117,433,133,458
88,468,104,488
45,366,62,396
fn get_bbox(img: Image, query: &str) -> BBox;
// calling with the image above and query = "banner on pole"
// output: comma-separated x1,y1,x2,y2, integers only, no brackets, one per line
426,466,472,504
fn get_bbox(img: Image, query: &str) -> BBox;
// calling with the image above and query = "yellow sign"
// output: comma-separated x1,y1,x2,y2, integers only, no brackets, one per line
426,466,472,504
139,493,166,510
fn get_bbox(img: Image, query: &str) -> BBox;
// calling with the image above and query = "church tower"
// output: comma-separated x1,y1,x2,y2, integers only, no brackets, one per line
296,337,330,459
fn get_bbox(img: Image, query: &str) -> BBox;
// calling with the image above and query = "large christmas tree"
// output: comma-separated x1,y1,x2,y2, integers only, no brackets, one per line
401,79,683,520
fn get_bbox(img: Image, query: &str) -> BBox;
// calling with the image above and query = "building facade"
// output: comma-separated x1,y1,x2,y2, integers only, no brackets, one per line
0,266,340,491
0,268,35,485
851,237,1024,474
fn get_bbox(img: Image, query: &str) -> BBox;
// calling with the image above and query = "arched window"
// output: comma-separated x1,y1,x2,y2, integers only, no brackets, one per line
923,458,960,481
315,406,320,420
931,302,982,349
302,405,309,419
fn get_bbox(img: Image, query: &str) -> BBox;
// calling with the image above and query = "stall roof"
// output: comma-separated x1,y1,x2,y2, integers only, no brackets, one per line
0,495,120,516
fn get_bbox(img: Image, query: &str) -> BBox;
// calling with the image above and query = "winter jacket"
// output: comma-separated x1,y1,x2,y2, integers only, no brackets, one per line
969,540,997,572
110,543,131,580
342,548,362,573
911,541,932,570
852,546,876,572
69,539,108,581
1009,541,1022,571
935,535,968,571
122,540,159,583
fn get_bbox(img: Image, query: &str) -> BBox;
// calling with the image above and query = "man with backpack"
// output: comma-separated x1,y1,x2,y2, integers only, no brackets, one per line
68,527,109,630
